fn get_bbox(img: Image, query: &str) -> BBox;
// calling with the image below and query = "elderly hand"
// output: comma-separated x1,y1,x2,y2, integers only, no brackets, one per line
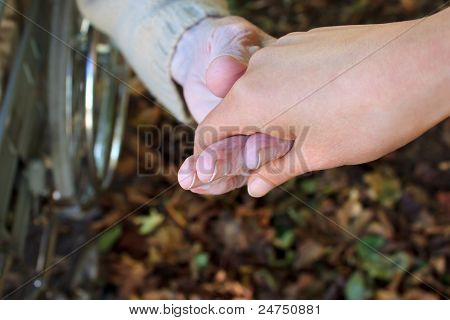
171,16,273,123
178,134,293,195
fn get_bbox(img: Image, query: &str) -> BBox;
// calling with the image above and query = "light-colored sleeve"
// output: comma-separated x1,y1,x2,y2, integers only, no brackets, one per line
77,0,229,123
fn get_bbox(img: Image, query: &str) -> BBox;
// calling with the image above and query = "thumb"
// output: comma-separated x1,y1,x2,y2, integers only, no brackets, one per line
206,55,248,98
247,145,309,197
205,18,274,98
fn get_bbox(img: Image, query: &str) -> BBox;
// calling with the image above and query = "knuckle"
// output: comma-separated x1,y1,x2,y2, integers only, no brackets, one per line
224,21,250,34
248,47,271,66
228,75,253,101
274,31,307,46
217,16,248,28
263,159,287,179
276,32,298,43
211,17,256,41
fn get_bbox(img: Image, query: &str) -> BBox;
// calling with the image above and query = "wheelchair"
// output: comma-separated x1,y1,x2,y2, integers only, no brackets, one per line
0,0,129,298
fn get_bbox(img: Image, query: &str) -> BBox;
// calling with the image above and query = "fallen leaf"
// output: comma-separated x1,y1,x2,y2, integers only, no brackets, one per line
134,209,165,235
98,225,122,253
295,239,326,269
345,272,371,300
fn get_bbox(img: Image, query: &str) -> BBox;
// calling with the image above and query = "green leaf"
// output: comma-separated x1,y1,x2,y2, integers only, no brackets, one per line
345,272,370,300
287,208,309,227
98,225,122,253
268,249,295,268
135,209,165,235
357,234,410,281
390,251,410,272
195,252,209,270
273,229,296,249
300,178,317,194
357,234,385,262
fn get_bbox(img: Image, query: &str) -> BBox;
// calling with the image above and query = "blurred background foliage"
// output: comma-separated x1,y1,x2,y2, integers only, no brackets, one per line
96,0,450,299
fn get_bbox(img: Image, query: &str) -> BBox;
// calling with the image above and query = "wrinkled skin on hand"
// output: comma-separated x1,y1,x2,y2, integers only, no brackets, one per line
172,17,293,195
178,134,293,195
171,16,273,123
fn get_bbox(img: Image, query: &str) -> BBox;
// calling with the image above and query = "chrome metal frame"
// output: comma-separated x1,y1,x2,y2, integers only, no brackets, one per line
82,22,129,191
0,0,51,298
48,1,129,206
0,0,129,298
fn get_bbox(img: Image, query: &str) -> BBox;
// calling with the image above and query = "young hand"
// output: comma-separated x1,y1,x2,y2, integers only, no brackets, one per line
194,8,450,197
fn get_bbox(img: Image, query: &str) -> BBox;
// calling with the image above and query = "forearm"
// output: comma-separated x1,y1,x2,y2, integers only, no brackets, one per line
407,7,450,122
425,7,450,119
403,8,449,134
363,8,450,152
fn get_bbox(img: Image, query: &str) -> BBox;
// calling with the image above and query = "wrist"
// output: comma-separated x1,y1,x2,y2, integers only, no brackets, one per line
380,14,450,142
413,9,450,120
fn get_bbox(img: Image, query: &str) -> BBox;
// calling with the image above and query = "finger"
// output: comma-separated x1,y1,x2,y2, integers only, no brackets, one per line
243,133,294,170
178,155,205,190
206,55,248,98
191,175,248,195
179,151,249,194
247,147,307,197
195,133,294,184
195,135,249,183
205,17,269,99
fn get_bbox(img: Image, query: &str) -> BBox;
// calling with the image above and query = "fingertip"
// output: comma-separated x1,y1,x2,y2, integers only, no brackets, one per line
243,134,294,170
246,147,300,197
247,175,273,198
195,150,217,183
244,134,268,170
244,149,262,170
206,55,247,98
178,171,196,190
178,156,197,190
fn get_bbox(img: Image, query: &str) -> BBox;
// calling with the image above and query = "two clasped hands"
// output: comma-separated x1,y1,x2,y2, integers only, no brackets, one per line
77,0,449,197
175,8,449,197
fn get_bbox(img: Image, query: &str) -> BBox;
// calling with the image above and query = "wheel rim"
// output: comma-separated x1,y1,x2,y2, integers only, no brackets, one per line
48,2,129,207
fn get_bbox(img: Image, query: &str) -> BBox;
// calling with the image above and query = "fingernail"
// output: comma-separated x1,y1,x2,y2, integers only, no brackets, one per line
256,150,263,169
245,149,264,170
224,162,232,176
248,177,273,198
208,163,218,183
196,152,216,183
189,175,197,189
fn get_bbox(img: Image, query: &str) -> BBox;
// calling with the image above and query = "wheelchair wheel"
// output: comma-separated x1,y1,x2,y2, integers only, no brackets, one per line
48,0,129,207
0,0,129,299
